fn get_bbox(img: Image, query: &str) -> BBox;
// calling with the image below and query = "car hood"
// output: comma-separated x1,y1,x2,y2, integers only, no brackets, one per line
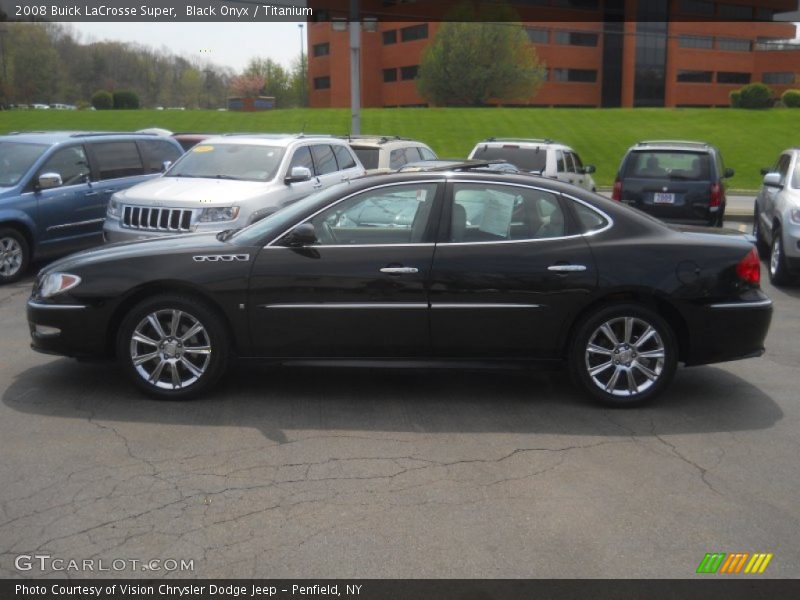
114,177,279,206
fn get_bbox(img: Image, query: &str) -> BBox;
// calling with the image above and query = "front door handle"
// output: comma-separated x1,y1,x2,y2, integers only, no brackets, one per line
380,267,419,274
548,264,587,272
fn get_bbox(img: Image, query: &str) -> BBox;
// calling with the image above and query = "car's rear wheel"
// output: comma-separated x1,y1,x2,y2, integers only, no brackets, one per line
117,294,229,400
569,304,677,407
0,228,30,284
768,228,793,286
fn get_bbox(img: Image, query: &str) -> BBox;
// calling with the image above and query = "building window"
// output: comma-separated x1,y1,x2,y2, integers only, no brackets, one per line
678,35,713,49
382,30,397,45
313,76,331,90
312,43,330,57
718,3,753,20
677,70,713,83
554,31,598,47
717,37,752,52
717,72,751,84
400,65,419,80
553,68,597,83
679,0,714,15
400,24,428,42
383,68,398,83
763,72,795,85
526,28,549,44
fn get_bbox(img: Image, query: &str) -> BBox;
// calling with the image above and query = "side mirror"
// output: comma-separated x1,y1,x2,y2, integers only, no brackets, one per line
38,172,63,189
724,167,735,178
763,172,783,188
582,165,596,175
162,160,172,173
285,223,317,247
284,166,312,184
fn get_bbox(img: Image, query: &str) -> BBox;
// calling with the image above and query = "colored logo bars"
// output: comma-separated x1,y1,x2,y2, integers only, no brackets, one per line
697,552,773,574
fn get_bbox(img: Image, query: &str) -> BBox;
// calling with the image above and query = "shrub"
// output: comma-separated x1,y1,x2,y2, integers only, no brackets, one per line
91,90,113,110
112,90,140,110
729,90,741,108
782,89,800,107
737,83,774,109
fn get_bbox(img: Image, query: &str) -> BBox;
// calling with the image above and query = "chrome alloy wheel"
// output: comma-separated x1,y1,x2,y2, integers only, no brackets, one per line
0,236,23,278
130,309,212,390
770,236,781,277
584,316,666,398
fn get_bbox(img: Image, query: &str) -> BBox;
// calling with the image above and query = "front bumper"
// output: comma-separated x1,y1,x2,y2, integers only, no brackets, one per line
28,298,111,358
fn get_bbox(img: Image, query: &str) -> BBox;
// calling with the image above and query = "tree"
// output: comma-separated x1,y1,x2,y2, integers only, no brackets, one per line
736,83,774,109
417,3,545,106
229,73,266,98
112,90,140,109
91,90,113,109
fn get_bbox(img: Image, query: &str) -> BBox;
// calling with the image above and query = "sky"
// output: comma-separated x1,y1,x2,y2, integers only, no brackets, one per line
68,22,306,73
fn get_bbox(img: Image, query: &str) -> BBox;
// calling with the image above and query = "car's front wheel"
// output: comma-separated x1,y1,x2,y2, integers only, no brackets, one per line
752,206,769,258
117,294,229,400
569,304,678,407
768,228,793,286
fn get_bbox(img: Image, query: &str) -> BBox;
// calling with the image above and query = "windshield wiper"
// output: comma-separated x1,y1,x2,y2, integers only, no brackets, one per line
212,174,241,180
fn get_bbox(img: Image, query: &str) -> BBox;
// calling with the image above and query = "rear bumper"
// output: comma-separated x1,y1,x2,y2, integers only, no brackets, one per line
683,297,773,366
622,199,720,224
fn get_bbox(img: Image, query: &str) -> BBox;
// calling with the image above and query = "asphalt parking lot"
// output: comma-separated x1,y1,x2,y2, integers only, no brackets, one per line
0,227,798,579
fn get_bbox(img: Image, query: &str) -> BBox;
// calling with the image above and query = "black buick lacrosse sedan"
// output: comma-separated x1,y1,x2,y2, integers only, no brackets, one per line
28,165,772,406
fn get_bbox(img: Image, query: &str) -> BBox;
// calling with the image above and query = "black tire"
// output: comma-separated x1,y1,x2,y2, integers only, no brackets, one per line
752,207,769,259
768,228,793,286
569,303,678,407
117,294,229,400
0,227,30,284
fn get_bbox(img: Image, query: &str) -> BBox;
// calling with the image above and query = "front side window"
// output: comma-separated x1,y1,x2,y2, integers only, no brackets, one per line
449,183,566,243
39,145,90,187
289,145,315,174
419,147,437,161
92,141,143,180
308,183,438,245
0,142,48,187
389,147,423,170
168,143,285,182
572,152,585,171
775,154,792,185
625,151,710,180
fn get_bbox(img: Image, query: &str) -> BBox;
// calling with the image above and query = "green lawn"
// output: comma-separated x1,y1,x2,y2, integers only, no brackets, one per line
1,107,795,190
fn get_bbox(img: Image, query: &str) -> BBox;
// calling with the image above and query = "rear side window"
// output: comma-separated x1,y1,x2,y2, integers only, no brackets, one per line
310,144,338,175
471,145,547,173
332,145,356,170
624,151,711,181
137,139,182,174
571,201,609,233
91,141,144,180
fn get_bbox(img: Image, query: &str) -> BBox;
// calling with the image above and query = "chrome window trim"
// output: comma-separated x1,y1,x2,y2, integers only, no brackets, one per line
28,301,87,310
265,180,446,248
262,243,436,250
708,299,773,309
431,303,543,309
260,303,428,310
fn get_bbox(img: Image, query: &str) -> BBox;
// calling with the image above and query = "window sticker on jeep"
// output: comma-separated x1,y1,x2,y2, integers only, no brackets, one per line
193,145,214,153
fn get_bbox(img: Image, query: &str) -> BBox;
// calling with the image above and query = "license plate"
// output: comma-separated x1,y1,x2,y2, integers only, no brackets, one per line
653,192,675,204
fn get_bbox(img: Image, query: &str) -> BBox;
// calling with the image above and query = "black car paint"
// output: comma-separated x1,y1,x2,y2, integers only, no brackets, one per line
29,172,770,370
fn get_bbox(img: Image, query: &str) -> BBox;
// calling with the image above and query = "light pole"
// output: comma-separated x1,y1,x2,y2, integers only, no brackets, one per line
298,23,305,107
349,0,361,135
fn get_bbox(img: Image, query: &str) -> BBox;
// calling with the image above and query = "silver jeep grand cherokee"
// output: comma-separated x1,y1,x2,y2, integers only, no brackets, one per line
103,134,365,242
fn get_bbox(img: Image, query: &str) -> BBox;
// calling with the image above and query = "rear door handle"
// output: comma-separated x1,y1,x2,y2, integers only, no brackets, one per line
548,264,587,272
380,267,419,274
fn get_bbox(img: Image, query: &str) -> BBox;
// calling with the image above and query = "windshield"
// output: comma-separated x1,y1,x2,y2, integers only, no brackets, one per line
231,182,351,246
625,151,711,180
0,142,48,186
352,147,380,170
167,143,285,182
471,145,547,173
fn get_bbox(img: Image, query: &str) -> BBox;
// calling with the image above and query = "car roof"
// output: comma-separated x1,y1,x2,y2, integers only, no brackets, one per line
632,140,715,152
198,133,344,147
475,137,571,150
346,135,426,148
0,131,167,145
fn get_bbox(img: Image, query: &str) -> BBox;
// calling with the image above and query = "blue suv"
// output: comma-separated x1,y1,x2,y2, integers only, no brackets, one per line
0,131,183,283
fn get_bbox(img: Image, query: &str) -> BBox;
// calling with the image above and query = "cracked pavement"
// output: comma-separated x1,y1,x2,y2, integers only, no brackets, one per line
0,261,798,579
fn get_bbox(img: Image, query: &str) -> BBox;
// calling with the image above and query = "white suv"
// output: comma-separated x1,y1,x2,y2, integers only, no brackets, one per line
468,138,597,192
103,134,365,242
345,136,437,174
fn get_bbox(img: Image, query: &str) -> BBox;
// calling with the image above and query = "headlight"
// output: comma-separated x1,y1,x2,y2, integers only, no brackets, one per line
198,206,240,223
791,208,800,224
40,273,81,298
107,197,121,218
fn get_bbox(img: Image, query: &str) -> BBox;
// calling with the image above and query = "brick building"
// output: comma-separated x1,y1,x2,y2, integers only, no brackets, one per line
307,0,800,108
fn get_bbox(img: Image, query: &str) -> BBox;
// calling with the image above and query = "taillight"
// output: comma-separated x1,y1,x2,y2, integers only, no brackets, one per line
736,247,761,285
710,182,722,208
611,177,622,201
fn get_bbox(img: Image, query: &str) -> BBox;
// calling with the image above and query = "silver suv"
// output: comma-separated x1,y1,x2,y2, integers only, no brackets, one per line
468,138,597,192
754,149,800,285
345,135,437,174
103,134,365,242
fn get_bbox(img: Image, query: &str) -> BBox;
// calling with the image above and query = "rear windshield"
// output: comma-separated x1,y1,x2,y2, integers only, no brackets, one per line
471,145,547,173
0,142,48,186
167,143,285,182
624,151,711,181
352,147,379,170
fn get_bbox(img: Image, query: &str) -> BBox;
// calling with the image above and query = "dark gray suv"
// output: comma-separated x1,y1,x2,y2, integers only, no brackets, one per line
612,141,734,227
